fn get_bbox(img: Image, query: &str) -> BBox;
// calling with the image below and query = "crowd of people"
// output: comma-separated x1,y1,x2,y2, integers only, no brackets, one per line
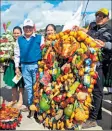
2,8,112,129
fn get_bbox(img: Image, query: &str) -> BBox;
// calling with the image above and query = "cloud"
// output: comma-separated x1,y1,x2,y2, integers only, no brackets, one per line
1,0,112,34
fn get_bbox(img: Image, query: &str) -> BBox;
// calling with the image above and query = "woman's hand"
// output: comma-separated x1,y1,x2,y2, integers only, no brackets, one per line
15,67,21,77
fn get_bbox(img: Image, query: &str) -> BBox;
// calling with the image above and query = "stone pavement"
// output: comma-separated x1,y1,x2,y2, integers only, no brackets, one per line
16,111,102,130
16,112,49,130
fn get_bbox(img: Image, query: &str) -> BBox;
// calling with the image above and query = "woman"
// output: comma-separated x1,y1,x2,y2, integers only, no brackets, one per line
3,26,24,109
45,24,56,39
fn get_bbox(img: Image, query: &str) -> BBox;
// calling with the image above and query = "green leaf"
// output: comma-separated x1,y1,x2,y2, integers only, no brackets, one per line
6,21,11,29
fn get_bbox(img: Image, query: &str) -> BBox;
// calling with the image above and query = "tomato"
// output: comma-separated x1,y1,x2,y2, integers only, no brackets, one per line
53,96,61,102
76,88,80,93
78,84,83,89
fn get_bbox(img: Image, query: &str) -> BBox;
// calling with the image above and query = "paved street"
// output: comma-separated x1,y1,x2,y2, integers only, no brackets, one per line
0,73,112,130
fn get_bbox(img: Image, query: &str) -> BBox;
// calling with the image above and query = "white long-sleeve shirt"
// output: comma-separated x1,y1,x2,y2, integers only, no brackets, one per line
14,33,44,67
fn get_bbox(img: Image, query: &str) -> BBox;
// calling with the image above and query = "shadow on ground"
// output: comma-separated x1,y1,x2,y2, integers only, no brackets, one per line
0,86,28,106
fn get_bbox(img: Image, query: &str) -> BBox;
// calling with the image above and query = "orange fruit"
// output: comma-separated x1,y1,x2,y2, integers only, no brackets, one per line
56,34,60,39
59,32,64,38
68,73,73,78
77,37,82,42
77,30,87,41
89,84,94,89
79,69,84,76
88,88,93,93
86,95,92,103
47,35,52,40
85,110,89,115
90,41,97,47
85,114,89,119
62,35,69,40
74,31,77,38
84,36,93,45
69,36,76,42
63,75,68,80
63,29,71,34
91,78,97,85
82,105,89,111
51,35,56,40
69,31,75,36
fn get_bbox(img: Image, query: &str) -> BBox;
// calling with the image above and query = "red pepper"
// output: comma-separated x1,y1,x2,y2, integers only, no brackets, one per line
64,67,70,74
91,55,98,62
47,53,52,63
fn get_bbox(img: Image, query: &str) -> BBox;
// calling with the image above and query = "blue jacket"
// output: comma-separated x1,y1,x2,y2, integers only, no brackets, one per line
18,34,42,63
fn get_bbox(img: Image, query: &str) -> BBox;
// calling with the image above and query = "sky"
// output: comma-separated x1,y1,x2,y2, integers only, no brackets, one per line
1,0,112,33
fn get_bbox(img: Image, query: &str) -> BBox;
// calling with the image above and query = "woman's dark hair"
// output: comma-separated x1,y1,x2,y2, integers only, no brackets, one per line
13,26,22,34
45,24,56,33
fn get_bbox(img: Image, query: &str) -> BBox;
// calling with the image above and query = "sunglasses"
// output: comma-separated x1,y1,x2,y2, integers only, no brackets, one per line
95,14,107,18
24,26,33,29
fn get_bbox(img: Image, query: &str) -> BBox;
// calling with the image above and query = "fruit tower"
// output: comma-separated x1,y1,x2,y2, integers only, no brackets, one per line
30,29,102,130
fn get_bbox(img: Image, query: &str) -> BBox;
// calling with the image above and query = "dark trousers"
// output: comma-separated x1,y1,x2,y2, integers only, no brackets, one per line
90,66,104,120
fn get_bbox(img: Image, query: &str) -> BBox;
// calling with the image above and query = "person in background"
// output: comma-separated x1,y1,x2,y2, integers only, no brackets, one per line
45,24,56,38
80,8,112,129
3,26,24,109
14,19,44,117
